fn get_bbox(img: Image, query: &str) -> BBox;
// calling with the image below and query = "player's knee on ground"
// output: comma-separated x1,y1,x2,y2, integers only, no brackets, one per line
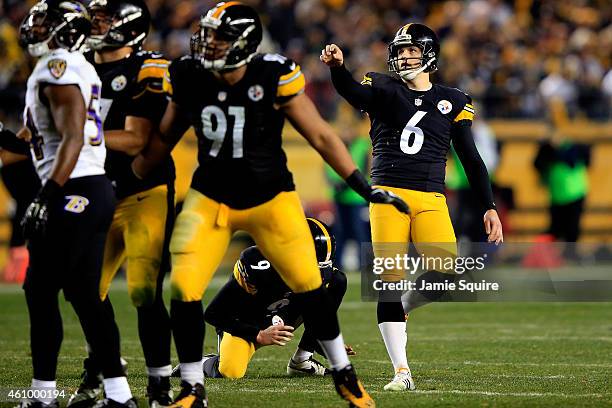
415,270,455,301
218,358,248,379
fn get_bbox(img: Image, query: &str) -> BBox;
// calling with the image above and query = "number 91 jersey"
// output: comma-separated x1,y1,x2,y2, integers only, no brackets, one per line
164,53,304,209
24,48,105,183
361,72,475,194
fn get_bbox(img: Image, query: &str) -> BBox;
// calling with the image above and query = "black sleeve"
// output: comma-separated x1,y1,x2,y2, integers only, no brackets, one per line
0,127,30,156
203,277,261,344
451,125,496,210
329,64,375,111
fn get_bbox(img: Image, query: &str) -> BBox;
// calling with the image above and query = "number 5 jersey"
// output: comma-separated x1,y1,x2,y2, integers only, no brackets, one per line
24,48,105,182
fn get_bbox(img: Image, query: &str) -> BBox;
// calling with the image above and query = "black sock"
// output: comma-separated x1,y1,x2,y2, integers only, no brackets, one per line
295,286,340,342
25,286,63,380
171,299,205,363
138,298,171,368
377,298,405,324
71,293,124,378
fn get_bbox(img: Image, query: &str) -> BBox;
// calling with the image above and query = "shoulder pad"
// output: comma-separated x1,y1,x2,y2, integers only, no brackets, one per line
260,53,305,98
442,86,474,123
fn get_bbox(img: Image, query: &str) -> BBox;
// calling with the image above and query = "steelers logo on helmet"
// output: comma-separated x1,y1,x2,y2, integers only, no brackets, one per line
307,218,336,267
387,23,440,82
192,2,263,71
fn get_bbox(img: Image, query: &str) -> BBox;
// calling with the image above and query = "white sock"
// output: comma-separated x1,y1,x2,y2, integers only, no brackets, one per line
31,379,56,405
378,321,409,373
318,334,350,370
147,365,172,377
103,376,132,404
181,361,204,386
292,347,313,363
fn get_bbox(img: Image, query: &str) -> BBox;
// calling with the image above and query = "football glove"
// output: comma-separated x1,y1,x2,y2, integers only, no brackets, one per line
345,170,411,215
21,180,61,240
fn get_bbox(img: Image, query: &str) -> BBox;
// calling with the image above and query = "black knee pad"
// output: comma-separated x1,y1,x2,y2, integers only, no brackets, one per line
415,270,455,301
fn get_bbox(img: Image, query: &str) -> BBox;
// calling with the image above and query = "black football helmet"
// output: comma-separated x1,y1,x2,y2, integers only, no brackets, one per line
307,217,336,267
190,1,262,71
388,23,440,81
19,0,91,57
87,0,150,50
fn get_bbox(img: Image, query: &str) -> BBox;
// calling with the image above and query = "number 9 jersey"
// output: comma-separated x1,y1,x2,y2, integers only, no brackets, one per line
24,48,105,182
361,72,475,193
163,53,305,209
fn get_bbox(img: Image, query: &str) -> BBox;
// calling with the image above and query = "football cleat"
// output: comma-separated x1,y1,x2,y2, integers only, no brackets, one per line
14,399,59,408
331,365,375,408
147,376,173,408
383,370,416,391
287,357,329,376
67,358,104,408
92,398,137,408
168,381,207,408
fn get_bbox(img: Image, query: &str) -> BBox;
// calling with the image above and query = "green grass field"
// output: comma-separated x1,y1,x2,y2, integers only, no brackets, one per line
1,275,611,408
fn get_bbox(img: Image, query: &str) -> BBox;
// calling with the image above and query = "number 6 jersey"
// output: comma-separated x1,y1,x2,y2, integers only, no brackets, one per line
24,48,106,183
164,53,304,209
361,72,475,193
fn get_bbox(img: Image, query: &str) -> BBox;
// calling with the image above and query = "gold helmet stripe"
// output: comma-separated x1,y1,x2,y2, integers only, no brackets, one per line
400,23,413,36
308,217,332,263
212,1,241,18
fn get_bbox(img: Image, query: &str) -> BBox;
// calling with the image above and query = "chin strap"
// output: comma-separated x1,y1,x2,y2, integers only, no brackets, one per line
399,57,435,82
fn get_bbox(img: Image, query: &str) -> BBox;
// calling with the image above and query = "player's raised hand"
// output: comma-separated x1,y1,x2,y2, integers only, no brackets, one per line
256,324,295,347
370,188,411,215
484,209,503,245
320,44,344,67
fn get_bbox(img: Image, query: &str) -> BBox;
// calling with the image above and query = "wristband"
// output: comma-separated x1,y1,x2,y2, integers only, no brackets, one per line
345,169,372,201
38,179,62,201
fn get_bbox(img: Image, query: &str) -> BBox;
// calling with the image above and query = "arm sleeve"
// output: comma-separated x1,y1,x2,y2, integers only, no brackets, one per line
203,277,261,344
275,57,306,105
451,124,496,210
329,64,375,111
0,127,30,155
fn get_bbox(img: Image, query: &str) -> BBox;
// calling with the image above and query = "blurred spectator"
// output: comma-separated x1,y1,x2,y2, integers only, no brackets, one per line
534,131,591,244
325,118,370,270
0,0,610,122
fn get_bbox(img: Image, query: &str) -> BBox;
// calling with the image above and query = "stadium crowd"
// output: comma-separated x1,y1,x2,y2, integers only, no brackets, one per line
1,0,611,126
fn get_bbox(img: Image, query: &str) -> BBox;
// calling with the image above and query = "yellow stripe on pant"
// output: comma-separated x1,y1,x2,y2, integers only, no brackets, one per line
369,186,457,282
99,185,171,306
170,189,322,302
218,332,256,379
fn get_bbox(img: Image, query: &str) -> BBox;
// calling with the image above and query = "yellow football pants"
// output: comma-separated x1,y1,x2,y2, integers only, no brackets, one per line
170,189,322,302
217,332,256,379
100,185,172,306
370,186,457,281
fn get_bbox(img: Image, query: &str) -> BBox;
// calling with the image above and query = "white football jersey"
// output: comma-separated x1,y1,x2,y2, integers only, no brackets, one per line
24,48,106,182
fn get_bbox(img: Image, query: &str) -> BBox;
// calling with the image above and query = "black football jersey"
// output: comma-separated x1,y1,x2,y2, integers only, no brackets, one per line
86,50,175,199
361,72,475,193
165,53,306,209
232,246,336,325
